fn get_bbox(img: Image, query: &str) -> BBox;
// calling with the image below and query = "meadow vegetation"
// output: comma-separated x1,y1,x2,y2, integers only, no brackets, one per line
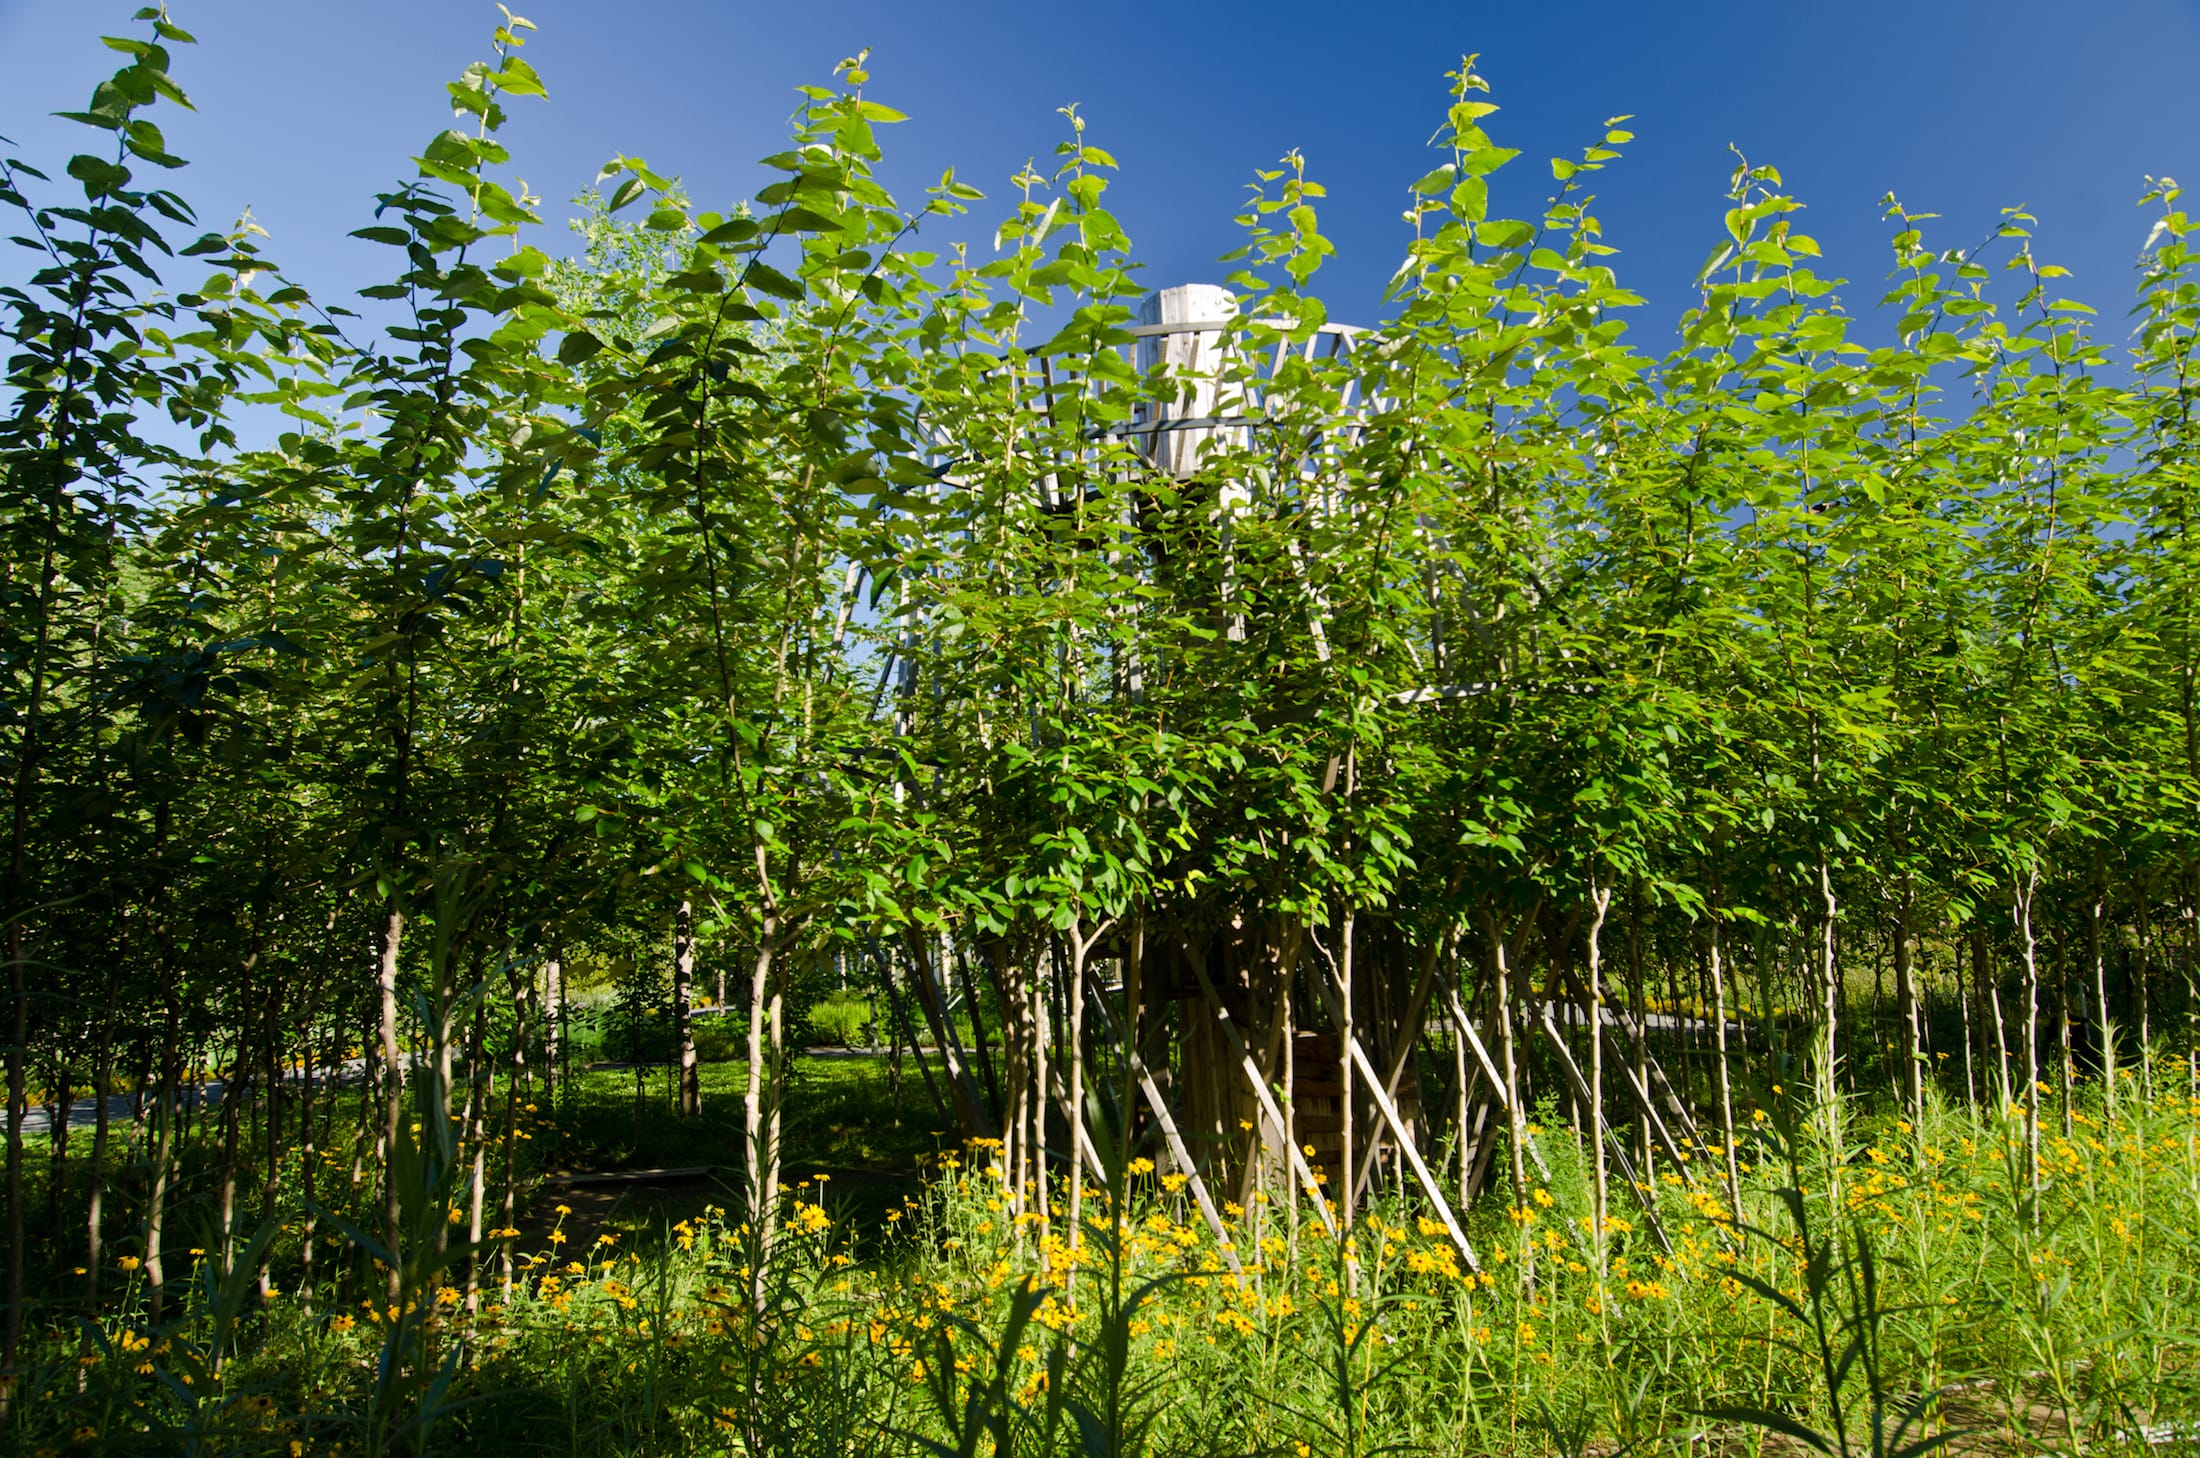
4,7,2200,1455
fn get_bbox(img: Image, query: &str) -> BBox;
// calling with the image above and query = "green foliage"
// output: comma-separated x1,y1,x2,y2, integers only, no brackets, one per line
808,990,874,1049
5,7,2200,1454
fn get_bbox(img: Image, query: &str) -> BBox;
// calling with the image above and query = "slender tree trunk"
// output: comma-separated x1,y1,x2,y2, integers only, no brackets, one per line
2,921,27,1400
1337,909,1357,1226
674,900,700,1118
1628,878,1653,1184
2016,873,2042,1205
543,952,562,1109
143,968,182,1323
499,959,531,1297
2090,862,2115,1117
1121,918,1145,1186
1958,916,1978,1108
1485,911,1528,1251
1031,943,1050,1258
2057,941,2075,1140
84,938,121,1319
1708,915,1743,1224
2137,890,2154,1099
766,981,783,1217
1896,882,1923,1124
43,1049,69,1263
218,942,263,1285
1585,883,1611,1268
462,998,489,1312
299,1000,318,1312
1816,858,1842,1166
216,1049,244,1285
1451,989,1470,1205
1065,920,1105,1288
1977,923,2009,1110
997,947,1022,1224
744,901,778,1304
258,966,285,1302
376,902,406,1301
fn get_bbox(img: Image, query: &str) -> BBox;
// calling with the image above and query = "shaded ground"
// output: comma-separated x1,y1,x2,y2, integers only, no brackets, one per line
521,1051,954,1255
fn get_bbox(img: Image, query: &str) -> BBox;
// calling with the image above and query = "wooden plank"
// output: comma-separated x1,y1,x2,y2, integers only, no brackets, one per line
1126,1046,1248,1284
1556,967,1706,1147
1353,933,1452,1196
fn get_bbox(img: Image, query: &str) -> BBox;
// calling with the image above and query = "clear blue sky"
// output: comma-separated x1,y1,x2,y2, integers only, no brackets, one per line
4,1,2198,349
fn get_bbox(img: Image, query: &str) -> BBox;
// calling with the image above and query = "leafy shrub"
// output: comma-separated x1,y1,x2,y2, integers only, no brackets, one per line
805,991,872,1048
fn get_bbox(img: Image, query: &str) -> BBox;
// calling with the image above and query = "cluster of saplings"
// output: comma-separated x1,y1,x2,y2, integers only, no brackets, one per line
2,5,2197,1447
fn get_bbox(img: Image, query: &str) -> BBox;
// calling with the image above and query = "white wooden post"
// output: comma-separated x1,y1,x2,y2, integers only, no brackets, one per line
1136,283,1240,480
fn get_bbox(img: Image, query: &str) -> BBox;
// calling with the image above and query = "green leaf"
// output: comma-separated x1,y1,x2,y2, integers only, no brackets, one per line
1412,163,1457,196
744,262,804,301
496,57,548,98
494,245,551,279
771,206,843,234
557,330,605,365
700,218,760,247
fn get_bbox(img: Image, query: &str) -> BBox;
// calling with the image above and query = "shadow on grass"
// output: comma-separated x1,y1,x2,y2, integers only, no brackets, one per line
529,1051,956,1256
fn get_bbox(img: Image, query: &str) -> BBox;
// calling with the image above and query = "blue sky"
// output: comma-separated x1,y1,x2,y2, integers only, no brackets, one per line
3,1,2198,351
